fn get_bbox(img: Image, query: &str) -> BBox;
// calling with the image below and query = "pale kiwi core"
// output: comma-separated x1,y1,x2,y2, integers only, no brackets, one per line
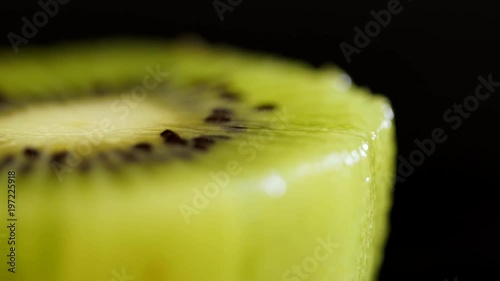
0,97,175,151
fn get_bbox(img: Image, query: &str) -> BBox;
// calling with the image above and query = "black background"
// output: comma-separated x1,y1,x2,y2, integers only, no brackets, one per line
1,1,499,280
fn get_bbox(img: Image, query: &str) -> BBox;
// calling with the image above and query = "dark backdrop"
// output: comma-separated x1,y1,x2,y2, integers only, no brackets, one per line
1,1,499,281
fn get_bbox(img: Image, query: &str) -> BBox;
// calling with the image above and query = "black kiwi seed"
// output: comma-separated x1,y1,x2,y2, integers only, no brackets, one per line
51,151,69,164
204,112,232,123
219,91,241,101
193,136,215,151
212,108,234,115
133,142,152,152
255,104,277,111
24,147,40,159
161,129,188,145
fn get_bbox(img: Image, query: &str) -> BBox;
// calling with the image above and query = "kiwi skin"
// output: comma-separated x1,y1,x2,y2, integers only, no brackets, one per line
0,38,396,281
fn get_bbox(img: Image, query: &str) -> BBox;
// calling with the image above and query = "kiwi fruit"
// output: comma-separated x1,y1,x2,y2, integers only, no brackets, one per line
0,38,396,281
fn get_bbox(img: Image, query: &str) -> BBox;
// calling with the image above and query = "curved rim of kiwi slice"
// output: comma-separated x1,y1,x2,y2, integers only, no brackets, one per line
0,38,393,182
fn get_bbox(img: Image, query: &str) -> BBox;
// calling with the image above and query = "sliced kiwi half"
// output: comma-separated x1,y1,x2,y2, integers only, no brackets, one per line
0,38,396,281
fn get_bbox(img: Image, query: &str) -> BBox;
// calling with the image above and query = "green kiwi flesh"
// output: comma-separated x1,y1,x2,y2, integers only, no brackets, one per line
0,38,396,281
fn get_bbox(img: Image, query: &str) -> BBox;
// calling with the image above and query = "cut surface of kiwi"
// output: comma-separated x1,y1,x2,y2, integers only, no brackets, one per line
0,38,395,281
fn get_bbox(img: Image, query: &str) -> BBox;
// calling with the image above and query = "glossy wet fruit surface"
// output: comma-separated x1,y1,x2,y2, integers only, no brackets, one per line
0,39,396,281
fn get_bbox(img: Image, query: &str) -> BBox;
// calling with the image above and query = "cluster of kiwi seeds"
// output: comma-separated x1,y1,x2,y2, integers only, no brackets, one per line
0,81,278,175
